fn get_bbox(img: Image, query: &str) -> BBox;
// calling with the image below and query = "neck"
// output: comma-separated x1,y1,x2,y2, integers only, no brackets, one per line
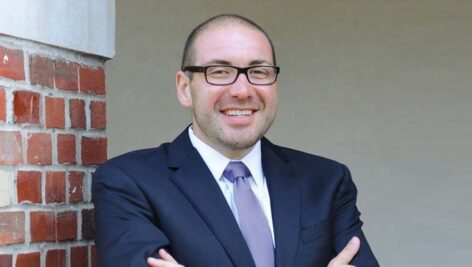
218,145,253,160
191,127,255,160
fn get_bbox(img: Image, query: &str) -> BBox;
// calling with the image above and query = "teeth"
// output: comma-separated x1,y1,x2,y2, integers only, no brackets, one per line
225,109,253,116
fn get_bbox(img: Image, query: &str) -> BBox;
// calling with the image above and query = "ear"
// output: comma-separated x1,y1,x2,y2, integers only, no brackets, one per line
176,70,192,107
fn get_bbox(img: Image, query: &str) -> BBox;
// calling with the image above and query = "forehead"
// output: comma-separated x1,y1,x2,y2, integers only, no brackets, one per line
193,24,273,65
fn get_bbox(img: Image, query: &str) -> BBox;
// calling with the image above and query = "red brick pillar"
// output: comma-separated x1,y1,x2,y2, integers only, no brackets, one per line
0,36,107,267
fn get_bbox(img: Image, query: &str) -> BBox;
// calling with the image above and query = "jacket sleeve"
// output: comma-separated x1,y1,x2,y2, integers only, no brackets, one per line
331,164,380,267
92,162,169,267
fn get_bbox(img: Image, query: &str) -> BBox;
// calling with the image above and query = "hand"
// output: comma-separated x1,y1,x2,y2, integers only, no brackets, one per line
147,249,185,267
327,236,360,267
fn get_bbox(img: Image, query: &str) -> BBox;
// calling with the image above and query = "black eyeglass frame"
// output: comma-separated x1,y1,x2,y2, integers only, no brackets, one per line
182,65,280,85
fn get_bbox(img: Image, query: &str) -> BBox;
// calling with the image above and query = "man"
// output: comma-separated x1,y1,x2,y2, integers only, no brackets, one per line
93,14,380,267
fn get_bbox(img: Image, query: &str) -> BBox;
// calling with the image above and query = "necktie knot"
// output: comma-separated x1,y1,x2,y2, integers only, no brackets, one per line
223,161,251,183
222,160,274,267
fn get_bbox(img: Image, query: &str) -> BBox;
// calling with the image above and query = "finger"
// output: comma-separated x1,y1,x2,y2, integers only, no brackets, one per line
147,257,167,267
147,257,182,267
158,249,178,263
336,236,360,263
329,236,360,266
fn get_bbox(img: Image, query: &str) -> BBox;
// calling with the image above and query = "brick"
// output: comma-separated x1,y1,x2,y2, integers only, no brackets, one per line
0,46,25,80
91,245,97,267
46,171,66,203
16,252,40,267
90,101,106,129
17,170,42,203
70,246,88,267
27,132,52,165
81,209,94,240
13,90,40,124
46,249,65,267
0,131,22,165
69,99,86,129
30,55,54,87
55,60,78,91
30,211,55,242
57,134,76,164
45,97,65,129
0,254,12,267
0,88,5,122
68,171,84,203
79,66,105,95
0,211,25,245
81,136,107,165
56,211,77,241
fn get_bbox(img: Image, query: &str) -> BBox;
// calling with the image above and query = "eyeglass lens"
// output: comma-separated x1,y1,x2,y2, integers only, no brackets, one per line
206,66,277,85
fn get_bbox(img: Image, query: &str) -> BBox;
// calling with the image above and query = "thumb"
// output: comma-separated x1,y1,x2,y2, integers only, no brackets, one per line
328,236,360,267
158,249,178,263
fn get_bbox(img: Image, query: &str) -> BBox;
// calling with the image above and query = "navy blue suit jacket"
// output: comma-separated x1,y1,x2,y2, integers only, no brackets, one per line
92,129,379,267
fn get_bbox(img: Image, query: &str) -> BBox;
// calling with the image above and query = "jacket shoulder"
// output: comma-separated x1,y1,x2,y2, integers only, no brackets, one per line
95,143,171,175
268,141,345,169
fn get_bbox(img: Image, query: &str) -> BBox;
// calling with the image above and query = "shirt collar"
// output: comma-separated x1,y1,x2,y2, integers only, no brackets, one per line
188,126,264,187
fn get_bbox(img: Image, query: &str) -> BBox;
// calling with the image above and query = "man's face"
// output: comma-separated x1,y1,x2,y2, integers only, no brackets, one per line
177,24,278,159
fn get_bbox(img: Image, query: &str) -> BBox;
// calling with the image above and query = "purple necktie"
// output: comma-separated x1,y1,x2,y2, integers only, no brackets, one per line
223,161,274,267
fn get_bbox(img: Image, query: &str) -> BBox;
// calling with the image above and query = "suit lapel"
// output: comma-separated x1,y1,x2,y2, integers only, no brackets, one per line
167,129,256,267
262,138,300,267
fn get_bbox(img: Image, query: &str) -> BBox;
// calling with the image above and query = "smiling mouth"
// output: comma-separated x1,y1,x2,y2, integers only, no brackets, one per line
223,109,254,116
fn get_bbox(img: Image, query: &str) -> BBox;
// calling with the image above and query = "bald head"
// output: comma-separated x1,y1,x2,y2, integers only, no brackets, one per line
180,14,277,70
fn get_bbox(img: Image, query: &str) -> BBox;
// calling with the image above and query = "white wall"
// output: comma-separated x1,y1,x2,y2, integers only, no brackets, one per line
107,1,472,266
0,0,115,58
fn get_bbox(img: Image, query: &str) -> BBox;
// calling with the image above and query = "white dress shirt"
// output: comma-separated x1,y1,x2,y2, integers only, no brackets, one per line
188,127,275,244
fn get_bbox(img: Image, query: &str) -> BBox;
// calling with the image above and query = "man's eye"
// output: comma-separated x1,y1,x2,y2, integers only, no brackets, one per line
251,69,266,74
250,68,271,77
208,67,231,75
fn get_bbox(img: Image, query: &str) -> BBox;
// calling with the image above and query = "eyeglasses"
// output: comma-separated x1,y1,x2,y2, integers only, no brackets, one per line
182,65,280,85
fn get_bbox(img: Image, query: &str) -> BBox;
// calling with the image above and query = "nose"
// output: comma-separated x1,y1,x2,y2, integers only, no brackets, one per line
228,72,253,99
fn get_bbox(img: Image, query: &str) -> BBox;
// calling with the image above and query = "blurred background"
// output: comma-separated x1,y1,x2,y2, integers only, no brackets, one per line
107,1,472,266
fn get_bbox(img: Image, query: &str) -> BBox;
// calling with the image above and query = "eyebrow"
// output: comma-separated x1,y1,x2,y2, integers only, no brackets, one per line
202,59,274,66
248,60,273,66
203,59,231,66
